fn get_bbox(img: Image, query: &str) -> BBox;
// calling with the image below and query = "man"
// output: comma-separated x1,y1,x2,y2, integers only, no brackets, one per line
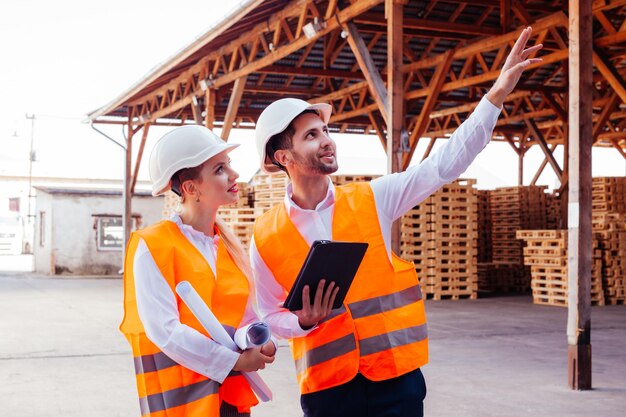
250,27,542,417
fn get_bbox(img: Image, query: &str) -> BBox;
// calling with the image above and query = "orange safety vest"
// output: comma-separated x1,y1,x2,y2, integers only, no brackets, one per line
254,182,428,394
120,220,258,417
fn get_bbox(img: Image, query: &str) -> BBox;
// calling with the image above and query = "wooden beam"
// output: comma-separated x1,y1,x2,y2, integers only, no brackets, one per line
345,21,389,123
504,134,521,155
368,111,387,150
258,65,365,80
531,144,557,185
611,138,626,159
310,81,369,104
213,0,384,89
500,0,511,33
403,49,456,170
354,12,502,36
539,88,568,122
525,118,563,180
401,12,567,73
129,0,384,125
567,0,593,391
421,137,437,162
592,50,626,103
221,76,247,140
592,93,620,143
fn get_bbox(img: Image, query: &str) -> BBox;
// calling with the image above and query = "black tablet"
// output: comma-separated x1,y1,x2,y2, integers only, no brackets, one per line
283,240,369,311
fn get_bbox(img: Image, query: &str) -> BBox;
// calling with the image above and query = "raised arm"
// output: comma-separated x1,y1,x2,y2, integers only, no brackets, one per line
372,26,543,223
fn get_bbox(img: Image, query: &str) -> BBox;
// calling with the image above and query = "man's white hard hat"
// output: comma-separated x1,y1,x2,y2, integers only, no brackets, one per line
255,98,332,173
149,125,238,196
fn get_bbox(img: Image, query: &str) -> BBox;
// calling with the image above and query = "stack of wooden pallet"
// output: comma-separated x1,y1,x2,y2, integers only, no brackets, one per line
161,190,179,219
484,186,549,293
593,212,626,304
331,175,380,186
216,207,265,251
516,230,604,307
591,177,626,304
477,190,492,263
592,177,626,213
545,192,561,230
251,172,289,211
401,179,478,300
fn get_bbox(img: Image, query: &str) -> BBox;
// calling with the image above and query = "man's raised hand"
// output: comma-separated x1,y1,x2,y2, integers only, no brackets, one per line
487,26,543,108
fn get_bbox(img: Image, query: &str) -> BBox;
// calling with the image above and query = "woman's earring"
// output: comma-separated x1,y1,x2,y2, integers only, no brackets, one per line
195,195,200,203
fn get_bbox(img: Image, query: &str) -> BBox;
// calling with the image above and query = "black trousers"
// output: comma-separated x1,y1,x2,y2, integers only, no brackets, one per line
300,368,427,417
219,401,250,417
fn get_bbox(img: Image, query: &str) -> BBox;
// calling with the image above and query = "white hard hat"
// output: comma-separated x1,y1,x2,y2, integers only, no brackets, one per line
149,125,238,196
255,98,332,173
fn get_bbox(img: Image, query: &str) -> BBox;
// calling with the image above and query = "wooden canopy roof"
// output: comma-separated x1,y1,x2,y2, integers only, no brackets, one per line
88,0,626,173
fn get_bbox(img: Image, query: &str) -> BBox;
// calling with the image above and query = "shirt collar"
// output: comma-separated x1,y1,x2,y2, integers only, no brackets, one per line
171,214,220,246
284,176,335,216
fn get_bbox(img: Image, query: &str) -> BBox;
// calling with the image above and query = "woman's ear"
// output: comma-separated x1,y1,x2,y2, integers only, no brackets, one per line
179,179,196,197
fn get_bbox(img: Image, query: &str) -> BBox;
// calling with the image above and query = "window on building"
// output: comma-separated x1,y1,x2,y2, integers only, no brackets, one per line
94,215,140,251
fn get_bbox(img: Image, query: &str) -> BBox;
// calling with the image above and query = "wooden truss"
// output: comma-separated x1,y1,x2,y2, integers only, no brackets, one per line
91,0,626,196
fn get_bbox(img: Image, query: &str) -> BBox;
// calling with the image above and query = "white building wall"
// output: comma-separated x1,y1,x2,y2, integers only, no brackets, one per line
34,189,162,275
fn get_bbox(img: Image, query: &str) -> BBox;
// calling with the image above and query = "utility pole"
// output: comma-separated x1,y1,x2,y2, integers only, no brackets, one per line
25,113,36,254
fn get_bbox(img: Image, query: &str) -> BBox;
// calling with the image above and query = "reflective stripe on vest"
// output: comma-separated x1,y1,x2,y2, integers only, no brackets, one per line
138,379,220,416
120,221,258,416
298,284,426,373
254,182,429,394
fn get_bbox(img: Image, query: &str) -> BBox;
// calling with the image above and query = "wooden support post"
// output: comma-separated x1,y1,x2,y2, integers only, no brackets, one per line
123,122,134,256
131,124,151,195
518,140,525,185
190,96,203,125
222,76,247,140
386,0,405,254
205,88,216,130
567,0,592,391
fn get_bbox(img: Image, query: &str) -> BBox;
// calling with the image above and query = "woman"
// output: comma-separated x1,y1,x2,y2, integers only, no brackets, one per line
120,125,276,417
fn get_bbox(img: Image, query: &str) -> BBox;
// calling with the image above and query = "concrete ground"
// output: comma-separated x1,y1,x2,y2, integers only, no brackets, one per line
0,272,624,417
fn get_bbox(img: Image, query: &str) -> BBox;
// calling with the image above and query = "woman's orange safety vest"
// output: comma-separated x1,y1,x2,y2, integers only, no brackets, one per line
254,182,428,394
120,220,258,416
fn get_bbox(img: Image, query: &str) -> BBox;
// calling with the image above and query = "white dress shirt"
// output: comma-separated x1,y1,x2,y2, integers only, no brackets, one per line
132,214,261,383
250,96,501,340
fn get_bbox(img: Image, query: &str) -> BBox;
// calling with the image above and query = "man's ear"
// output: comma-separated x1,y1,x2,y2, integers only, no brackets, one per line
273,149,292,168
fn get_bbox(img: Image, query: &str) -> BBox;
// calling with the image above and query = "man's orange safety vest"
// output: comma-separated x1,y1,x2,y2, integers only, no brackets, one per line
254,182,428,394
120,220,258,416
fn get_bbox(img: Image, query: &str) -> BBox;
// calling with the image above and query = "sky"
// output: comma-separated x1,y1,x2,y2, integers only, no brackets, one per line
0,0,625,196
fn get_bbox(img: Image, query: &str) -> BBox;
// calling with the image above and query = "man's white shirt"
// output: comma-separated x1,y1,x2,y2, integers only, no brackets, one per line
250,96,501,340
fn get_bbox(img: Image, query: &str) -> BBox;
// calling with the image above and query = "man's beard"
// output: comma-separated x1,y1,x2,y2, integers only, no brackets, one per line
293,150,338,175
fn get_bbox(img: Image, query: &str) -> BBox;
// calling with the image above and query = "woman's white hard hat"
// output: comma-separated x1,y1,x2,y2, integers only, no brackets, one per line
255,98,332,173
149,125,239,196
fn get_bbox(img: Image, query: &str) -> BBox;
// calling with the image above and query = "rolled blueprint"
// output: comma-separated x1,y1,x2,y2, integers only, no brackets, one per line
235,322,271,350
175,281,273,402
